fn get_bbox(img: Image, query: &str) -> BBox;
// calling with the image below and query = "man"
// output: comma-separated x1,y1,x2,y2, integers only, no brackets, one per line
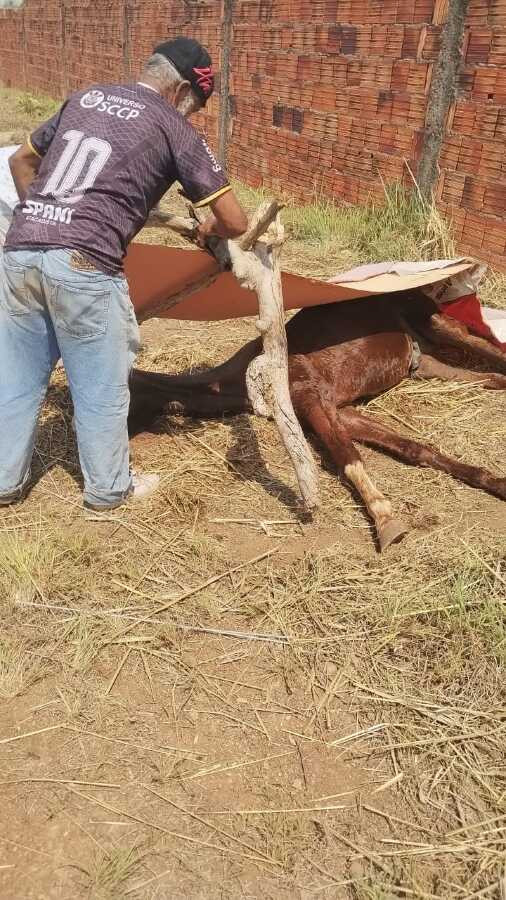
0,37,247,512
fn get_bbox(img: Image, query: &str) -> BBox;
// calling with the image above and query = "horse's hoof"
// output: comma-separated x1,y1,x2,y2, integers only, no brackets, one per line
378,518,409,552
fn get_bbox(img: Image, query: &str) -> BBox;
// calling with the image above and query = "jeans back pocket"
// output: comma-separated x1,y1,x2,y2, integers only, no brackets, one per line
52,283,110,338
2,261,30,316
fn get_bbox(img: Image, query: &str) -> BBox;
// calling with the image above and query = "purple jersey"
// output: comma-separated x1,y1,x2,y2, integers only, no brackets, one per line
5,83,230,274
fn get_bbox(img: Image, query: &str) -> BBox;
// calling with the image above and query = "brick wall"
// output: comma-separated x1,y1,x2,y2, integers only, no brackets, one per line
230,0,433,205
0,0,505,269
438,0,506,267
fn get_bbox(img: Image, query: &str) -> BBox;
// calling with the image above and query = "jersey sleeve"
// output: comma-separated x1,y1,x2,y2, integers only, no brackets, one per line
170,123,231,208
28,103,67,158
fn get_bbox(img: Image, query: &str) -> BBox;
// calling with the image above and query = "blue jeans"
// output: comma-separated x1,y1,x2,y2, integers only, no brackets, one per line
0,248,140,508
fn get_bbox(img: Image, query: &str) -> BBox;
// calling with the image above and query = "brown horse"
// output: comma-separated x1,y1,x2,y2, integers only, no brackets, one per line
129,290,506,550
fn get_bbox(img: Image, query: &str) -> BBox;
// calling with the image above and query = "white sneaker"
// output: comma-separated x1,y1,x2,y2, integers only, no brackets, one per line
71,418,159,501
130,470,160,501
83,471,160,518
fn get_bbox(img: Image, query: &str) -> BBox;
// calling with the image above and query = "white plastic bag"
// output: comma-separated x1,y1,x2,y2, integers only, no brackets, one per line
421,262,487,305
0,145,20,247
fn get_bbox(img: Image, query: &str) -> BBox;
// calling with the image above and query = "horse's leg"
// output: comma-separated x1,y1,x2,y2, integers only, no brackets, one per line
296,389,408,551
421,313,506,374
340,407,506,501
128,369,250,434
128,337,261,432
416,353,506,390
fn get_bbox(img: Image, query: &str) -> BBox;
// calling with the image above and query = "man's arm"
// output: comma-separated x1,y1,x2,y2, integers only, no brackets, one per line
196,190,248,246
9,102,68,202
9,142,42,203
169,126,247,245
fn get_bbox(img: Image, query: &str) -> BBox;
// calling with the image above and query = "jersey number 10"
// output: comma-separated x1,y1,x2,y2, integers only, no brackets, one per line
43,129,112,203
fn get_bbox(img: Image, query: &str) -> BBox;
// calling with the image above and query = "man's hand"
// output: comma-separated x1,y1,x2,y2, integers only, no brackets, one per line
196,214,218,248
196,190,248,248
9,142,42,203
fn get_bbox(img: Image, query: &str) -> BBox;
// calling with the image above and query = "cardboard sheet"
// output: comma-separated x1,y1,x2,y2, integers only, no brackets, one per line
125,242,476,322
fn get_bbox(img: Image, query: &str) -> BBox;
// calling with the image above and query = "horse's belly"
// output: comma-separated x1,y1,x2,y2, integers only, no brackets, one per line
293,332,413,406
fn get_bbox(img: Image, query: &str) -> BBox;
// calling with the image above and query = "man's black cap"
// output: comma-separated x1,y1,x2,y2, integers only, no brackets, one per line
154,37,214,106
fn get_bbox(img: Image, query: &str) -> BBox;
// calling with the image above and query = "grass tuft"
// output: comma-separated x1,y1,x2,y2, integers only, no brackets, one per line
77,845,142,899
0,526,100,609
479,269,506,310
15,91,60,120
0,636,44,698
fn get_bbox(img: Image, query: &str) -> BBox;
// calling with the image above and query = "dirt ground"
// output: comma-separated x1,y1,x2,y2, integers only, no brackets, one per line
0,88,505,900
